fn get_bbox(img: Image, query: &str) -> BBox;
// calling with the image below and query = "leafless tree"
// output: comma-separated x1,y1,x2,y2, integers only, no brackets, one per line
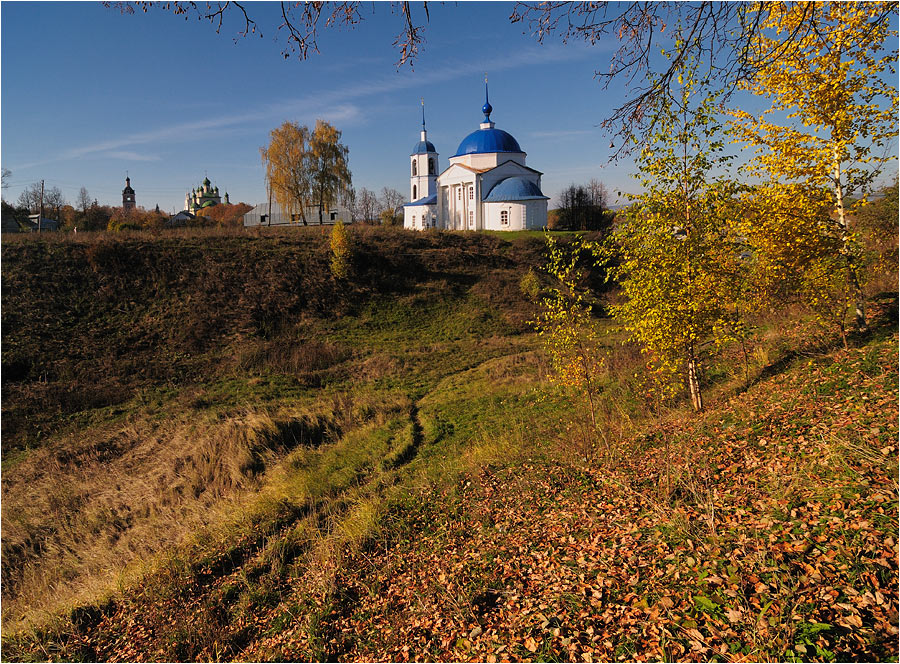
354,187,379,224
107,2,895,151
44,187,67,220
556,181,613,232
587,178,607,209
77,186,92,214
107,1,429,67
16,182,66,219
1,168,11,191
379,187,405,225
17,182,43,213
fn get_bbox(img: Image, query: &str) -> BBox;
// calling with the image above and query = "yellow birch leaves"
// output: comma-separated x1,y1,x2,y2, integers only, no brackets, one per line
260,121,312,224
533,235,605,432
729,1,898,334
609,66,745,411
260,119,352,226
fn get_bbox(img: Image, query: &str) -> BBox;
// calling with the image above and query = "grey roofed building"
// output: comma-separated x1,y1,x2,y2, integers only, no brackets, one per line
167,211,196,227
243,201,351,227
27,214,59,231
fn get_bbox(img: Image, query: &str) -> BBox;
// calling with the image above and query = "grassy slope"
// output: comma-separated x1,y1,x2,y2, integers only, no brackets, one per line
0,227,547,632
317,323,898,663
2,228,897,662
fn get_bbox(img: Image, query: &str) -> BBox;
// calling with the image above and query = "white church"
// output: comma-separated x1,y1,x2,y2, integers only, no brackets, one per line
403,84,549,231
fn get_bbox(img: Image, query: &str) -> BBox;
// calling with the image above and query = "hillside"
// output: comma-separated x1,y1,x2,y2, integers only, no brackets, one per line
0,227,555,633
1,227,897,662
1,227,557,455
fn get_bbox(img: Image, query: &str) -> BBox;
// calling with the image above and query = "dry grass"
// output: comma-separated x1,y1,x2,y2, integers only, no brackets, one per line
0,404,340,632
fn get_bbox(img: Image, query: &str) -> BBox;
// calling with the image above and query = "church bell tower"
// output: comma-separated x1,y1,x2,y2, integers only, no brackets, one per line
410,99,438,203
122,175,136,211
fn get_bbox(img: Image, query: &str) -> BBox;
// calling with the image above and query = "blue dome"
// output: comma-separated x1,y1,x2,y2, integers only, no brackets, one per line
483,177,548,202
412,140,436,154
453,128,523,157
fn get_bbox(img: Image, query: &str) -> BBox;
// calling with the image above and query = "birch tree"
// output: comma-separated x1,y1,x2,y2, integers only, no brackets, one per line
261,121,312,225
730,2,898,334
535,234,607,458
310,120,352,225
610,64,745,412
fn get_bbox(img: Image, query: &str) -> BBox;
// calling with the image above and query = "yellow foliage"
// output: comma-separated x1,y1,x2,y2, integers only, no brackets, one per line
310,120,352,224
260,119,352,226
610,66,748,411
729,1,898,333
260,121,312,224
533,235,606,442
330,219,350,279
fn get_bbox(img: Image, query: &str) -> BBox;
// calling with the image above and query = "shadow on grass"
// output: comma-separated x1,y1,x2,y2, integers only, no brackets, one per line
745,291,898,393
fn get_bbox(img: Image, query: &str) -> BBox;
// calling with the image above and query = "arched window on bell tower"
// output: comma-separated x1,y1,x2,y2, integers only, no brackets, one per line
413,185,417,200
429,158,435,175
412,159,417,176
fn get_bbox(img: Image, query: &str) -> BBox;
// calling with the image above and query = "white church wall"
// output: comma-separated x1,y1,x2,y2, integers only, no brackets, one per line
523,199,548,230
482,202,523,231
404,205,437,230
436,165,480,231
479,200,546,231
439,163,478,183
449,151,525,171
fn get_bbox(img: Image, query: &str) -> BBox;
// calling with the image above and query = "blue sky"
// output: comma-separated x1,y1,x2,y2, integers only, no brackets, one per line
2,3,896,213
2,2,633,212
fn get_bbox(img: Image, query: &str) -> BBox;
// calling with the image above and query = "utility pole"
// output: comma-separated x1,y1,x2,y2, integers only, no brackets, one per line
38,179,44,233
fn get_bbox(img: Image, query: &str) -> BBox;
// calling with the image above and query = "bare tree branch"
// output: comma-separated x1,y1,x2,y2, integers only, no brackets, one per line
106,1,896,152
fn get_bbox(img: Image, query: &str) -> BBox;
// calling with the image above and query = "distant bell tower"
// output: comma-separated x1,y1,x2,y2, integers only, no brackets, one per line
122,175,136,211
410,98,439,203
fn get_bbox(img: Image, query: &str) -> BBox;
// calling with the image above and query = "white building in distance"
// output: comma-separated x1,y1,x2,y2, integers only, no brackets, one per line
242,201,351,227
403,85,549,232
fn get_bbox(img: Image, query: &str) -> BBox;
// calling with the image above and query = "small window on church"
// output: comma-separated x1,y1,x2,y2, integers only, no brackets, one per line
413,185,417,200
428,158,435,175
412,215,416,228
412,160,417,176
457,188,461,201
469,186,474,200
500,210,509,226
468,211,474,229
